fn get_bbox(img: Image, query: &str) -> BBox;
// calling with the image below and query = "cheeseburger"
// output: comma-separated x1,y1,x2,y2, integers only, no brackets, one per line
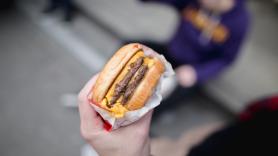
90,43,165,118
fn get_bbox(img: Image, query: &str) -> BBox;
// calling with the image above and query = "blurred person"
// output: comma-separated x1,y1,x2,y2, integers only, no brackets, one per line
79,74,278,156
43,0,75,21
127,0,250,119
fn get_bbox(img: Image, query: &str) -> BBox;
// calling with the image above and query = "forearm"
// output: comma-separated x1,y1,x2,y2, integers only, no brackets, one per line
142,138,151,156
126,138,151,156
90,137,151,156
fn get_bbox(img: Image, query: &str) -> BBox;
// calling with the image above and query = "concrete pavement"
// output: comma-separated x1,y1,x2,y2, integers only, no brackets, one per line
0,10,92,156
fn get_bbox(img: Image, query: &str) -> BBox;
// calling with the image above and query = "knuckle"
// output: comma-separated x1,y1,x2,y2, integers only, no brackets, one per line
80,124,91,140
78,94,88,104
78,93,84,102
80,125,100,144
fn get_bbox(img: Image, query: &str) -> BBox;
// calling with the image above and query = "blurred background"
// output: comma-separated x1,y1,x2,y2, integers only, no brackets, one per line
0,0,277,156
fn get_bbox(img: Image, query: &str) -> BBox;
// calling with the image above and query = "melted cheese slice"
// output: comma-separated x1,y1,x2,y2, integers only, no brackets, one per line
100,50,154,118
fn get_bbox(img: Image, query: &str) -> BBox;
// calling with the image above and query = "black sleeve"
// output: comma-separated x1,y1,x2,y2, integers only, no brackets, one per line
139,0,190,10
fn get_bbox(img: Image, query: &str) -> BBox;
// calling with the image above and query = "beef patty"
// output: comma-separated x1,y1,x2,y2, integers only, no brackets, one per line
107,57,149,107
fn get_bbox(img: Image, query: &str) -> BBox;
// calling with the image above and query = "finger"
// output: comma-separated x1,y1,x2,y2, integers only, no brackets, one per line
78,73,99,119
79,98,104,132
79,73,99,100
79,74,104,133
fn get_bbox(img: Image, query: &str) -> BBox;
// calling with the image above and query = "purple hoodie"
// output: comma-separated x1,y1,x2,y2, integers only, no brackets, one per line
142,0,250,83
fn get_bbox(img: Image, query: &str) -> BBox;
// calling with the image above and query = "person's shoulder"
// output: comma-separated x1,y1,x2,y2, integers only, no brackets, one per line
223,6,251,39
225,1,251,27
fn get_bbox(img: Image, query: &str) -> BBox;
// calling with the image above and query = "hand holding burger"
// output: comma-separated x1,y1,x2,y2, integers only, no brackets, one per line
78,74,152,156
78,43,171,155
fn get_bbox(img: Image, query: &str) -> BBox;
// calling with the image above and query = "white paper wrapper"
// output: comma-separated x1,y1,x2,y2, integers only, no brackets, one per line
90,47,175,130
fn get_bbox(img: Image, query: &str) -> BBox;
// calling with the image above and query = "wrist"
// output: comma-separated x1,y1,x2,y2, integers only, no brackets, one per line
103,138,150,156
131,138,151,156
142,138,151,156
132,138,151,156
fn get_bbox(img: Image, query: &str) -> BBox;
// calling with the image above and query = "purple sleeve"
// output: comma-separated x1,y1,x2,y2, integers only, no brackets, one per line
194,15,250,83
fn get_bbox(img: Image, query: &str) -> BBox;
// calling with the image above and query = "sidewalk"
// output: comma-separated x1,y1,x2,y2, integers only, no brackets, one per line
77,0,178,41
0,10,90,156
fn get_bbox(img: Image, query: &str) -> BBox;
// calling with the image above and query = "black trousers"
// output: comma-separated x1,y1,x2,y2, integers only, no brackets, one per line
48,0,73,14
